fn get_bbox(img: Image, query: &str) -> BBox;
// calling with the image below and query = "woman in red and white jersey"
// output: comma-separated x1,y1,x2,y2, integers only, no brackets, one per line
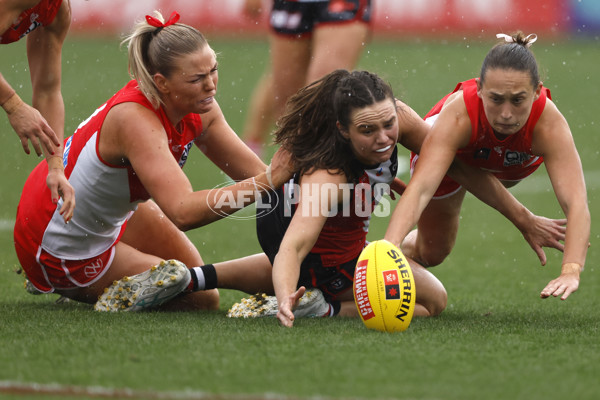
1,0,74,222
385,32,590,301
14,11,291,312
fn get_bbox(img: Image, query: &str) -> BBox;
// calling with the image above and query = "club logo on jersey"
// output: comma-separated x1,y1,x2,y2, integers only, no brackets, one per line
329,278,346,291
84,259,104,278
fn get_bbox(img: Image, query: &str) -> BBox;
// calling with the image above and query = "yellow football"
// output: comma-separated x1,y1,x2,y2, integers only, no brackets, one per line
353,240,416,332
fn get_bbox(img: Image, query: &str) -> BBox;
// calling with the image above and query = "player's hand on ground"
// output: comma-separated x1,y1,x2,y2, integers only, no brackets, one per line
8,101,61,156
277,286,305,328
47,169,75,223
520,216,566,265
268,146,294,189
540,264,581,300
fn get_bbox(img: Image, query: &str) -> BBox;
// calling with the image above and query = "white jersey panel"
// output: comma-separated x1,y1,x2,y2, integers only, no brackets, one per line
41,132,138,259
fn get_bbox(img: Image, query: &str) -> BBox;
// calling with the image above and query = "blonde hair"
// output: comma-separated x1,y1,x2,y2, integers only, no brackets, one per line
122,11,210,109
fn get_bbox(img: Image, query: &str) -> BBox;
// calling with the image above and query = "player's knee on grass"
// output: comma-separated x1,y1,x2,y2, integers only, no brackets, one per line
426,287,447,317
415,238,454,268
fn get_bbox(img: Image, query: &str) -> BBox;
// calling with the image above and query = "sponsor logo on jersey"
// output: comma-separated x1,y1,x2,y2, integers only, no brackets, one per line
504,150,532,166
178,140,195,167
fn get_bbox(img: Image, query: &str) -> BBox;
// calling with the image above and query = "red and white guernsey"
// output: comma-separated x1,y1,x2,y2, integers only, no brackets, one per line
425,78,549,181
15,80,203,260
0,0,63,44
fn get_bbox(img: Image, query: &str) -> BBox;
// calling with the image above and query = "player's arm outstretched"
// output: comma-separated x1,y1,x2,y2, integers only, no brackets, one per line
447,159,567,264
533,100,589,300
272,170,345,327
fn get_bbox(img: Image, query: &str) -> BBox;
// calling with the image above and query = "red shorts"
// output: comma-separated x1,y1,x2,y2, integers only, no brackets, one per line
410,153,462,199
14,240,115,293
410,152,538,199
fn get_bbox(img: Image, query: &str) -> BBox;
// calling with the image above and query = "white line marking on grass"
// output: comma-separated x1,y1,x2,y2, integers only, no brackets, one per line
0,380,367,400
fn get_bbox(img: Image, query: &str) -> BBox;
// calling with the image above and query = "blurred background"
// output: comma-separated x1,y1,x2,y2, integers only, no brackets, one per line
68,0,599,38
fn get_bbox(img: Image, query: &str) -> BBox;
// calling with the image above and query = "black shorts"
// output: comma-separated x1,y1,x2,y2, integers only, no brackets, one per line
270,0,372,36
256,189,356,301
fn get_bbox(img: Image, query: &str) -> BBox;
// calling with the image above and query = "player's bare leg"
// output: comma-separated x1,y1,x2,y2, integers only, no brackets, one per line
210,253,274,294
401,188,466,268
269,34,311,116
307,22,369,82
241,72,277,157
89,200,219,310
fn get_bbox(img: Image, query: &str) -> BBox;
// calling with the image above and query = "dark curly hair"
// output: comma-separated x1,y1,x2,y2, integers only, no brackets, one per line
274,69,395,182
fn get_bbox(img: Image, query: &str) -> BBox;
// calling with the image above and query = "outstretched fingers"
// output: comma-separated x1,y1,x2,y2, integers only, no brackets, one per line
276,286,306,327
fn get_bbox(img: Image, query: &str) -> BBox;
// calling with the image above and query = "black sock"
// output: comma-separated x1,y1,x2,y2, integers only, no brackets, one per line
188,264,217,291
330,300,341,316
201,264,217,290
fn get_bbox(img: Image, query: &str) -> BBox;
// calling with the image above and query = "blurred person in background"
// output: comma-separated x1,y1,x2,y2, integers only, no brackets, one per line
241,0,372,158
385,32,589,301
14,10,292,312
1,0,74,222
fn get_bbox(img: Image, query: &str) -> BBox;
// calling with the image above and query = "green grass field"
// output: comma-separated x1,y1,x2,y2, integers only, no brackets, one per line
0,34,599,400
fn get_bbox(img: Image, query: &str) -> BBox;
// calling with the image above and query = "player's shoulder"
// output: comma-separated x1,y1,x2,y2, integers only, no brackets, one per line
443,90,466,109
536,97,567,134
106,101,163,138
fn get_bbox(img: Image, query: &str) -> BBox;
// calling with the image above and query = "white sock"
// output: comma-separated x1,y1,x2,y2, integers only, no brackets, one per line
189,267,206,291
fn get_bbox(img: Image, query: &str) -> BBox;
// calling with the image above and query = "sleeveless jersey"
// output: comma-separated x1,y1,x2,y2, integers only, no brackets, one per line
257,146,398,267
424,78,549,181
14,80,203,260
1,0,63,44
